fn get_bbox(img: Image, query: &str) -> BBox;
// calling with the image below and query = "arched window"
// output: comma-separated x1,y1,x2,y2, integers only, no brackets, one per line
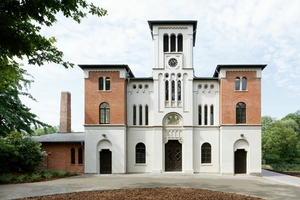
210,105,214,125
236,102,246,123
177,34,183,52
201,143,211,163
145,105,149,125
100,102,110,124
242,77,247,90
78,147,83,164
139,105,143,125
198,105,202,125
133,105,136,125
105,77,110,90
71,148,75,164
171,80,175,101
163,34,169,52
136,142,146,163
177,80,181,101
171,34,176,52
165,81,169,101
204,105,208,125
99,77,104,90
235,77,240,90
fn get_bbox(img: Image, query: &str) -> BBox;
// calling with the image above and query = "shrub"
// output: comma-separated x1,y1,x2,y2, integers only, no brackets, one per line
16,174,29,183
0,174,13,184
56,170,67,177
42,170,53,180
30,173,41,182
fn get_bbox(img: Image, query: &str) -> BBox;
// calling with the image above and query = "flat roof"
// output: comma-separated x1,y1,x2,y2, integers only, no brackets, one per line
213,64,267,77
148,20,197,46
78,64,135,78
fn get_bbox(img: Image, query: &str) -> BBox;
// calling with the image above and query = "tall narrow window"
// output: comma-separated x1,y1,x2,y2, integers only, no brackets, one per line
177,34,183,52
171,80,175,101
100,102,110,124
198,105,202,125
177,80,181,101
71,148,75,164
136,143,146,163
171,34,176,52
235,77,240,90
145,105,148,125
139,105,143,125
78,148,83,164
210,105,214,125
242,77,247,90
165,81,169,101
99,77,104,90
204,105,208,125
105,77,110,90
236,102,246,123
201,143,211,163
163,34,169,52
133,105,136,125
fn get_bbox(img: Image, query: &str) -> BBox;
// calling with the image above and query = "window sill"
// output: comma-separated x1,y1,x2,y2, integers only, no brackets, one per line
135,163,147,166
201,163,213,166
234,90,248,92
98,90,111,92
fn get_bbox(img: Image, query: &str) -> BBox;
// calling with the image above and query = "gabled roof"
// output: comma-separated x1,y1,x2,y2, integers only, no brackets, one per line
148,20,198,46
213,64,267,77
78,64,135,78
32,133,84,143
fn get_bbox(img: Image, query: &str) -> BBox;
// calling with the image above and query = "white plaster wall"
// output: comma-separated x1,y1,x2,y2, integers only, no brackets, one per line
193,127,220,173
182,127,194,173
127,127,153,173
220,125,261,175
84,125,126,174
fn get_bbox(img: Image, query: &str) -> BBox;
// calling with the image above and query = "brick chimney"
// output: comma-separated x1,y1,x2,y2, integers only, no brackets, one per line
59,91,71,132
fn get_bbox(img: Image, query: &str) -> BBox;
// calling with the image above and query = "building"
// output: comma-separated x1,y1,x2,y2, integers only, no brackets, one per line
78,20,266,175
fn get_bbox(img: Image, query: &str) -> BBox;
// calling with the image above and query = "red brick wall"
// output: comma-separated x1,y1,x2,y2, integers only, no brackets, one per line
84,71,126,125
220,71,261,125
40,143,84,174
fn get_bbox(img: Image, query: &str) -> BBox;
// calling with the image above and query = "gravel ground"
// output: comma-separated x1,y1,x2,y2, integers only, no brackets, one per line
17,188,263,200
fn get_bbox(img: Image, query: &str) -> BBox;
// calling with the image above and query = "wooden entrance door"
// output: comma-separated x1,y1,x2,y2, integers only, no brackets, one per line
100,149,112,174
165,140,182,171
234,149,247,174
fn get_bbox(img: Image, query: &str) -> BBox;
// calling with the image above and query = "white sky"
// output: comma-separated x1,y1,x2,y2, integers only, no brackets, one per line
21,0,300,132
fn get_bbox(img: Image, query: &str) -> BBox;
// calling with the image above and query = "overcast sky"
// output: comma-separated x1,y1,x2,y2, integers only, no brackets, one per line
21,0,300,132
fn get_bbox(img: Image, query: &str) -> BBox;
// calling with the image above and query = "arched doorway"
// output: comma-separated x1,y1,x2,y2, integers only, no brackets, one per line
97,139,112,174
163,113,183,172
165,140,182,171
234,139,249,174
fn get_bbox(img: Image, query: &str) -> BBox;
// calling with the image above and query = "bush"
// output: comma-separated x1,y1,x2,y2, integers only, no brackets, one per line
30,173,41,182
16,174,29,183
42,170,54,180
0,174,13,184
55,170,67,177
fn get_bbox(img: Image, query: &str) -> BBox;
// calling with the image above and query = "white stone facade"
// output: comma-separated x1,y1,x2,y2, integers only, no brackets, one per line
81,20,265,176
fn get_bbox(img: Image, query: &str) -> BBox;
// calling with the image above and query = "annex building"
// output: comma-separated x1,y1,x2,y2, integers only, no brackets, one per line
35,20,266,176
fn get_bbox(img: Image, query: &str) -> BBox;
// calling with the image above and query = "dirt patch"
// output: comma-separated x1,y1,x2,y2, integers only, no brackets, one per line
17,188,262,200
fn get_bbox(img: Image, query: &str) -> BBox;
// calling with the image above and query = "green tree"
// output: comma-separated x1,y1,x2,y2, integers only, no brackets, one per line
0,132,43,173
282,110,300,135
0,1,107,136
261,116,277,132
33,125,59,136
262,120,299,164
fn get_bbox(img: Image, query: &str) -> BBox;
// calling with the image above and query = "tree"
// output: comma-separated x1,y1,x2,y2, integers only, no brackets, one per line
0,132,43,173
262,120,300,164
261,116,277,132
32,125,59,136
0,1,107,136
282,110,300,135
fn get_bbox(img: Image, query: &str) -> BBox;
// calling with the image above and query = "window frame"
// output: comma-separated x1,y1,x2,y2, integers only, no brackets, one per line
100,102,110,124
78,147,83,164
201,143,211,164
135,142,146,164
71,148,75,165
236,102,246,124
